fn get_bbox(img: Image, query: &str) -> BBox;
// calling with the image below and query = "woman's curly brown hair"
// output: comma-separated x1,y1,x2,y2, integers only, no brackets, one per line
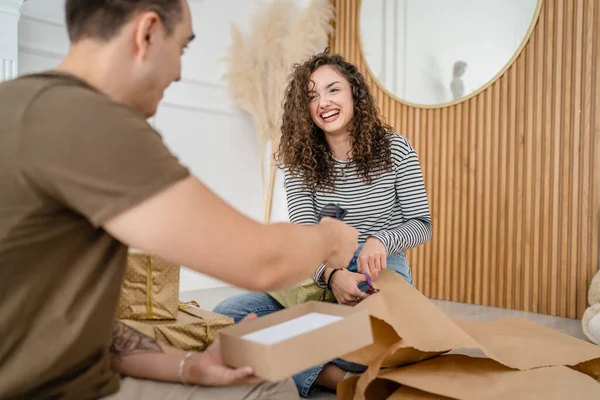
275,49,393,192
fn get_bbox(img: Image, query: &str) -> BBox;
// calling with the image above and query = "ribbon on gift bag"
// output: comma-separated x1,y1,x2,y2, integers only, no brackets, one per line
144,254,152,318
116,251,180,320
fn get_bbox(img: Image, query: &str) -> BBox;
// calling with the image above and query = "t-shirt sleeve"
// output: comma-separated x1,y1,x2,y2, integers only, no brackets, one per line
18,84,190,228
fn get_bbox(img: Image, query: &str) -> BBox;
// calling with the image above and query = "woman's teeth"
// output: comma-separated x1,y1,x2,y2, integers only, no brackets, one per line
321,110,340,120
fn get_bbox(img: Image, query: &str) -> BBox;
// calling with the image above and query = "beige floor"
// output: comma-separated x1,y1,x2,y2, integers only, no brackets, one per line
180,286,591,399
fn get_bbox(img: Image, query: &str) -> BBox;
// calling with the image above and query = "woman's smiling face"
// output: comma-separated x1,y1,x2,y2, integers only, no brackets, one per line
308,65,355,138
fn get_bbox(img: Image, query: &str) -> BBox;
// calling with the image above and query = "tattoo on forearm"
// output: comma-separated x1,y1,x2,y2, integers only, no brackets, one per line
110,321,164,357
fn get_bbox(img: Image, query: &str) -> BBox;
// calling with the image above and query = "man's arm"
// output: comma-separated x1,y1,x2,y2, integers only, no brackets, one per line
23,92,355,292
110,321,176,383
111,321,163,356
111,320,259,385
103,176,358,292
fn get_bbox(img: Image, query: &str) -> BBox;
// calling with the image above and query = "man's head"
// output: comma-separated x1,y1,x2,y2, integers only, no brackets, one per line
62,0,195,117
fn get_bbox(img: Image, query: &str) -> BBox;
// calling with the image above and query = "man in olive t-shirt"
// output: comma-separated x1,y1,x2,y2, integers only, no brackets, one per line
0,0,359,399
0,70,191,398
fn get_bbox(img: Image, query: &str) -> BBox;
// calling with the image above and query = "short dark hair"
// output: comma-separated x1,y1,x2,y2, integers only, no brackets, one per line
65,0,183,42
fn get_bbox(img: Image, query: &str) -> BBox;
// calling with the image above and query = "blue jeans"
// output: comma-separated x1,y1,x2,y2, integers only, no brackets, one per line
212,245,413,398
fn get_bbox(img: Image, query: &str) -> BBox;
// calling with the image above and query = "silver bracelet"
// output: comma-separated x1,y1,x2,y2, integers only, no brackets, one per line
178,352,194,384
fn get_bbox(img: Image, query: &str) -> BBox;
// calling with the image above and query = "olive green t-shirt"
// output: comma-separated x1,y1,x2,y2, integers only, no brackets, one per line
0,71,190,399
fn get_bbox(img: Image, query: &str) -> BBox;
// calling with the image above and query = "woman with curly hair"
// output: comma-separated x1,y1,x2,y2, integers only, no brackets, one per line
213,49,432,397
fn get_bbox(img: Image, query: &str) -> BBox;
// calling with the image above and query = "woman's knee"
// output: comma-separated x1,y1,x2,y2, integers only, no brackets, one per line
212,295,243,318
212,292,282,323
386,253,413,285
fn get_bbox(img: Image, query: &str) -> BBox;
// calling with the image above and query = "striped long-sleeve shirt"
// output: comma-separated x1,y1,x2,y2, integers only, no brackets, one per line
283,132,433,283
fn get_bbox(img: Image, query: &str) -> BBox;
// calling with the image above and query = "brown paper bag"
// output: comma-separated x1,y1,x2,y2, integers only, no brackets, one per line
338,269,600,400
116,251,180,320
387,386,452,399
572,358,600,382
120,302,234,352
339,355,600,400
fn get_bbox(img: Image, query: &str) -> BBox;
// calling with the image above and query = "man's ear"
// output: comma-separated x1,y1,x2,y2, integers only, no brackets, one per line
133,11,162,59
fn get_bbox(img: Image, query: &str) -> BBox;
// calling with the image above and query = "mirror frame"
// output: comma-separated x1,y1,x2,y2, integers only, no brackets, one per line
357,0,544,109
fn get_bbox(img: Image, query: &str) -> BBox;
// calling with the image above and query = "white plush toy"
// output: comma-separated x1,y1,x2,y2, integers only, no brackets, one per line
583,269,600,345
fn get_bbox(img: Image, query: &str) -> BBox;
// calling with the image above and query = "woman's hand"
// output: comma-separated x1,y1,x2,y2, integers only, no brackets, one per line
328,269,368,306
185,314,264,386
357,237,387,280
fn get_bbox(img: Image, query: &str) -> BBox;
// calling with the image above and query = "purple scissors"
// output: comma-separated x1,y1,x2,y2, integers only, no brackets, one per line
364,273,380,294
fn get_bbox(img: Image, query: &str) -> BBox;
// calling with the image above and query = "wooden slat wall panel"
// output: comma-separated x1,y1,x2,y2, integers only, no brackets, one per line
331,0,600,318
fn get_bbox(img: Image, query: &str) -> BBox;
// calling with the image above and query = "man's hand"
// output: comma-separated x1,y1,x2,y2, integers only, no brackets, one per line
112,315,265,386
184,314,264,386
328,269,368,306
319,217,359,270
357,237,387,280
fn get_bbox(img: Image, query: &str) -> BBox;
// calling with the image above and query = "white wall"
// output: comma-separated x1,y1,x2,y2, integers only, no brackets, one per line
0,1,22,81
17,0,283,291
360,0,538,105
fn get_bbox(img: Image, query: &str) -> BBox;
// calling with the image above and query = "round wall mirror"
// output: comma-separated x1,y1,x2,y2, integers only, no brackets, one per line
359,0,542,108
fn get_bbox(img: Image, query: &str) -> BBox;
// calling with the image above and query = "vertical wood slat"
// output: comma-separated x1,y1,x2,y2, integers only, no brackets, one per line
498,72,509,308
330,0,600,318
431,107,441,298
531,4,544,314
453,103,462,301
425,107,435,296
540,0,554,315
591,0,600,322
466,95,476,304
580,0,598,320
482,85,493,306
445,106,454,300
438,106,448,299
523,18,536,313
415,107,425,288
515,44,527,312
559,0,574,318
489,80,500,308
569,0,583,319
475,94,485,305
506,61,517,310
549,0,564,317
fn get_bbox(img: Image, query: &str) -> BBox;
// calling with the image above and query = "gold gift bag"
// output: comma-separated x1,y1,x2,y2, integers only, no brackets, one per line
116,251,180,320
120,301,234,352
268,278,336,308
